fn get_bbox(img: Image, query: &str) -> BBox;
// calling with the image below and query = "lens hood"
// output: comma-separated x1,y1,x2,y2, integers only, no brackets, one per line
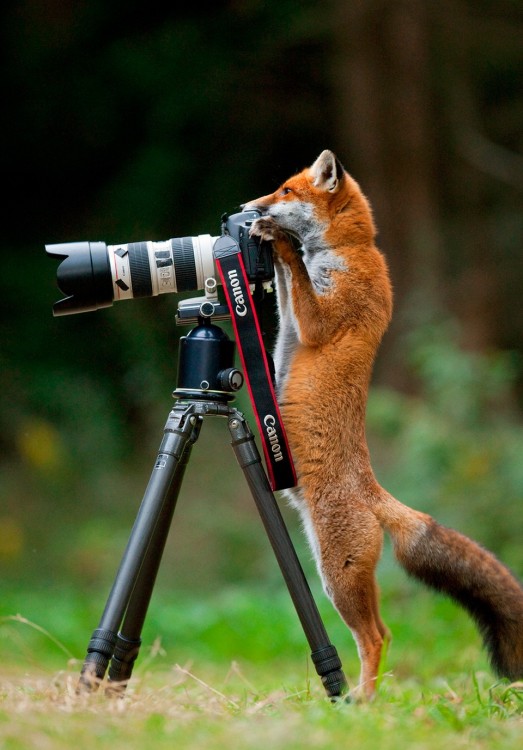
45,241,114,316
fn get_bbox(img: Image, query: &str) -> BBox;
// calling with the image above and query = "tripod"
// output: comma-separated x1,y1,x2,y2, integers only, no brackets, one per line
78,315,348,700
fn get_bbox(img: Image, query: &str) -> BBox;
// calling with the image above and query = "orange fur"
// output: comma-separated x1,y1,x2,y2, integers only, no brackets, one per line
245,150,523,699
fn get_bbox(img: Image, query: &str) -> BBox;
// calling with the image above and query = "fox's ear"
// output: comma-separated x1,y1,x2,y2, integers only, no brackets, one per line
310,150,345,192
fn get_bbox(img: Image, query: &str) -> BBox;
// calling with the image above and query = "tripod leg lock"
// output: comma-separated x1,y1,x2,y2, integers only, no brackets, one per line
311,644,348,700
228,416,261,471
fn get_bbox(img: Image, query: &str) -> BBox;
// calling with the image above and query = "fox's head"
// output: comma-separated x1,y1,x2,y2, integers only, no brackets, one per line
244,150,351,241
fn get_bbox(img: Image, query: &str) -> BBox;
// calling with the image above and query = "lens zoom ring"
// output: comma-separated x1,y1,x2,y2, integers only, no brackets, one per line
128,242,153,298
171,238,197,292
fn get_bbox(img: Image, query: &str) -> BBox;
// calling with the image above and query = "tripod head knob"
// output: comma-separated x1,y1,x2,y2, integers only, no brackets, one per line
217,368,244,392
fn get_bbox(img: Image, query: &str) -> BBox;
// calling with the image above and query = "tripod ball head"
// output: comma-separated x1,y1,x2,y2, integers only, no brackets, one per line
174,319,243,400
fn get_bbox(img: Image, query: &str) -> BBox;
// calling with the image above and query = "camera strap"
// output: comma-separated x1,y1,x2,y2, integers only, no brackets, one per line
213,236,297,491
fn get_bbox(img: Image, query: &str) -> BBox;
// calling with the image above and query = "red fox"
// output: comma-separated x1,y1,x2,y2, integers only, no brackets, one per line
244,149,523,699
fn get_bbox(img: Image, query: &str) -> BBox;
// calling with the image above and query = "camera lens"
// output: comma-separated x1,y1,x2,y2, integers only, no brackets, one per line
109,235,216,303
45,235,217,316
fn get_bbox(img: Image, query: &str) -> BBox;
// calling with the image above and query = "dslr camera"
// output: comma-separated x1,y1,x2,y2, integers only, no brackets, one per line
45,210,273,318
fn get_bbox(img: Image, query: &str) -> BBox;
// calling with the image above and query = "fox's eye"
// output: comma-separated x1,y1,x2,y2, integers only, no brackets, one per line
280,187,293,196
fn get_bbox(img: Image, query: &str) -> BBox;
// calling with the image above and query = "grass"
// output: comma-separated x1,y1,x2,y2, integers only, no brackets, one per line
1,666,521,750
1,581,522,749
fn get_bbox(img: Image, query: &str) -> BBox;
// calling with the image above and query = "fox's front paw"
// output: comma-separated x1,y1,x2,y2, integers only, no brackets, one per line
249,216,281,242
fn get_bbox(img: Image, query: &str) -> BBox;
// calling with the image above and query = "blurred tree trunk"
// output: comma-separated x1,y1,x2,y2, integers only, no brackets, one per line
435,0,522,355
329,0,523,395
330,0,444,389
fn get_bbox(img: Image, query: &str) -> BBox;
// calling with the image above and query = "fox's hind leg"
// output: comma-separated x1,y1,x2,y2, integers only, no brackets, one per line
309,502,390,699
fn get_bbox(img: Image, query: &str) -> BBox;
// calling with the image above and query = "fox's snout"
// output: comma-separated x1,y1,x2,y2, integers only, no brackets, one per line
242,199,271,214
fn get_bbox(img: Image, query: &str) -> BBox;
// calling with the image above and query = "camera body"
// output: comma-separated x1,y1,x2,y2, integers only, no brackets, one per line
45,209,273,317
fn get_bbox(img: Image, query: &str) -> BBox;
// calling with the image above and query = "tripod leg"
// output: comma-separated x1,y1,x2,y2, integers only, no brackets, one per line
106,420,199,692
78,404,201,692
227,411,348,700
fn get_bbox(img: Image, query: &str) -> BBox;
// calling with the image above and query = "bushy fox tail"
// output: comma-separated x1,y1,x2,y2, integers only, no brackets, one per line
377,491,523,681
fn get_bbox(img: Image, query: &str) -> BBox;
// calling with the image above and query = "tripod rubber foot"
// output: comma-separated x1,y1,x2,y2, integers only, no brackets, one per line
107,633,142,690
311,645,348,700
77,628,118,693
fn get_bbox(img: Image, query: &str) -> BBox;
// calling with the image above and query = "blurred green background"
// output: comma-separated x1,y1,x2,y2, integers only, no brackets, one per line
1,0,522,615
